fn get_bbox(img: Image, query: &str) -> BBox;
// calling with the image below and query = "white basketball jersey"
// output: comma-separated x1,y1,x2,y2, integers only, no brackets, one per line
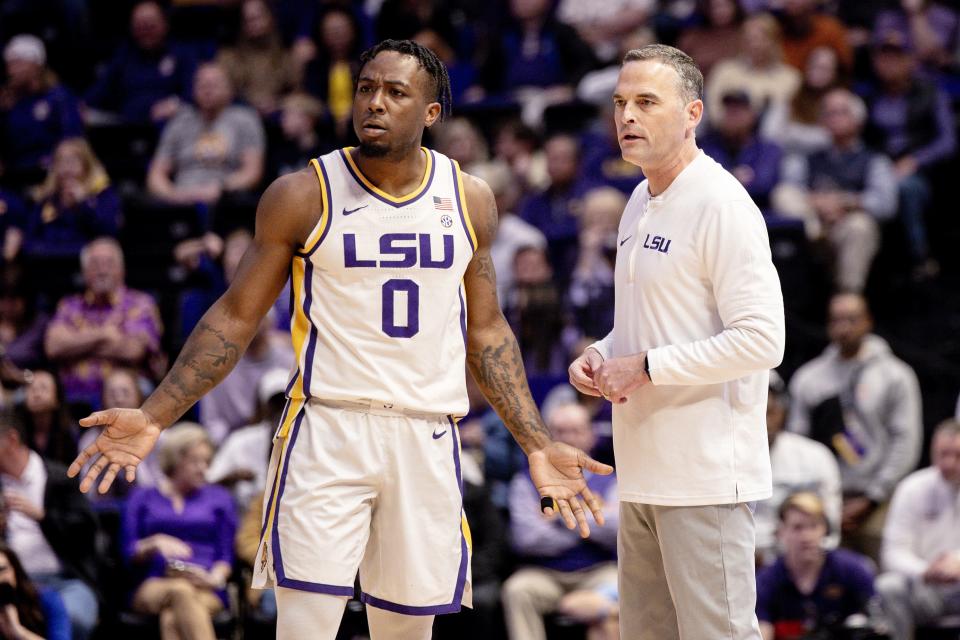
285,147,477,417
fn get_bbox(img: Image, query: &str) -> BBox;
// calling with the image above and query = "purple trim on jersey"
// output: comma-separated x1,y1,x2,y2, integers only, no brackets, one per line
296,157,334,258
339,148,436,208
359,416,469,616
451,160,476,253
300,259,319,396
457,287,467,348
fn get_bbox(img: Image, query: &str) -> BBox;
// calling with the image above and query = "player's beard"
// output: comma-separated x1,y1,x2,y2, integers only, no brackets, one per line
357,139,391,158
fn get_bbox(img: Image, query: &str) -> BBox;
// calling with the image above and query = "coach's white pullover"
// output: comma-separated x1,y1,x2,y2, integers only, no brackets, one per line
591,150,785,506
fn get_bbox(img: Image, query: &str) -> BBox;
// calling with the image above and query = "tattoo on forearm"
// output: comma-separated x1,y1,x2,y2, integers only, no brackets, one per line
468,332,550,453
154,320,241,421
472,253,496,286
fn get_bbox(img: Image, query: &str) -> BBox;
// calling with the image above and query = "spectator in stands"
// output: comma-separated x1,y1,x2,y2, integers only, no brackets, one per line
375,0,457,53
199,311,292,444
876,418,960,640
217,0,301,117
700,89,783,212
468,163,545,305
146,62,266,208
432,117,490,174
677,0,745,79
568,187,621,342
873,0,960,73
10,138,120,261
555,581,619,640
479,0,597,122
19,371,75,468
788,293,922,561
503,246,567,377
0,542,70,640
778,0,853,73
303,7,363,142
863,25,956,280
0,35,83,188
207,367,286,514
122,423,236,640
83,1,196,125
0,190,26,262
705,14,801,130
411,28,480,105
493,119,547,193
578,103,645,195
0,266,49,377
520,133,597,282
44,237,164,409
755,371,842,564
757,492,876,640
773,88,897,293
556,0,653,64
266,93,325,181
502,402,618,640
0,409,99,640
761,45,843,156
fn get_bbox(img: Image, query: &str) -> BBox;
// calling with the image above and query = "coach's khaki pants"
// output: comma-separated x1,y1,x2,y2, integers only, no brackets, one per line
618,502,761,640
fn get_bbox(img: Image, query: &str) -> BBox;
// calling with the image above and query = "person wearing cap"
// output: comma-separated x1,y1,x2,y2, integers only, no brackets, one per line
787,293,922,563
699,88,784,213
875,418,960,640
861,24,956,280
0,34,83,187
207,367,288,514
756,492,876,640
198,311,293,445
754,370,841,565
772,87,898,293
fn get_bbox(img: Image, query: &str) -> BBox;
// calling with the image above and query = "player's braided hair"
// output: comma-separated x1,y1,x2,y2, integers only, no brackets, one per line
358,39,452,121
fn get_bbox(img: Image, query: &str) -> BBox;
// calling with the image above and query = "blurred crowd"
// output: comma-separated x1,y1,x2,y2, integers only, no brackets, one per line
0,0,959,639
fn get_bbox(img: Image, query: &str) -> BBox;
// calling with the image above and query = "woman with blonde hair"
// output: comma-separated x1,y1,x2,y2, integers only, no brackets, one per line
705,12,801,128
122,422,236,640
8,138,120,261
217,0,301,116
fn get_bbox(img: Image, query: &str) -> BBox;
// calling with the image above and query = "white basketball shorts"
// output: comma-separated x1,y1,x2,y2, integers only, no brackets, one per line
251,398,473,615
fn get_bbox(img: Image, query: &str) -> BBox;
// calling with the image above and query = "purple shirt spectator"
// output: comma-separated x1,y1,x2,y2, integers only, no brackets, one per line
24,188,121,259
122,484,237,605
48,287,162,407
699,134,783,211
868,82,956,169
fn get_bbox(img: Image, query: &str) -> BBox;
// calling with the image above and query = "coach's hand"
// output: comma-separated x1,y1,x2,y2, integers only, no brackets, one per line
594,353,649,403
68,408,164,494
568,347,604,397
528,442,614,538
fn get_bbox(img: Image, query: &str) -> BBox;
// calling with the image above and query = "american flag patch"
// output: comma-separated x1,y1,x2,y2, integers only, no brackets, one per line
433,196,453,211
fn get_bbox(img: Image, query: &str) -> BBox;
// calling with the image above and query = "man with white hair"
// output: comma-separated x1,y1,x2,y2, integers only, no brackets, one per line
773,88,898,293
44,237,164,407
502,401,619,640
0,34,84,184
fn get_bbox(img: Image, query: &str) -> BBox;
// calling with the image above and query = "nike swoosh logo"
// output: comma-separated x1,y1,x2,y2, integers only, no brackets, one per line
620,235,633,246
343,205,369,216
432,429,447,440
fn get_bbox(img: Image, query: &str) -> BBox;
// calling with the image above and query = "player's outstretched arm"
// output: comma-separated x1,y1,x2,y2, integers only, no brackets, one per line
68,170,321,494
461,173,613,538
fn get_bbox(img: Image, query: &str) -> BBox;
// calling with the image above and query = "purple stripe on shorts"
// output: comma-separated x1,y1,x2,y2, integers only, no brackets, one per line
360,592,463,615
259,399,292,540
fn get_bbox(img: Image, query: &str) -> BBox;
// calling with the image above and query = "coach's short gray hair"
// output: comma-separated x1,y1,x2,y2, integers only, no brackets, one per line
622,44,704,104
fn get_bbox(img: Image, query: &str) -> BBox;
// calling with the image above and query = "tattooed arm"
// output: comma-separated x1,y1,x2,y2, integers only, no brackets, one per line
68,169,322,493
462,174,612,536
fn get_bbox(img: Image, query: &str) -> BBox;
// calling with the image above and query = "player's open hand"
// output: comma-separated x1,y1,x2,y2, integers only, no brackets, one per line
528,442,614,538
68,408,163,494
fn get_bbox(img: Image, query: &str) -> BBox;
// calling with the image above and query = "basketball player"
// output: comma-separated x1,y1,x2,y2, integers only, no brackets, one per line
568,45,785,639
69,40,612,639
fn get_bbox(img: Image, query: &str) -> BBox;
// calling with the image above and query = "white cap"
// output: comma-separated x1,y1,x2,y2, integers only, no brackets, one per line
4,35,46,66
258,368,289,405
